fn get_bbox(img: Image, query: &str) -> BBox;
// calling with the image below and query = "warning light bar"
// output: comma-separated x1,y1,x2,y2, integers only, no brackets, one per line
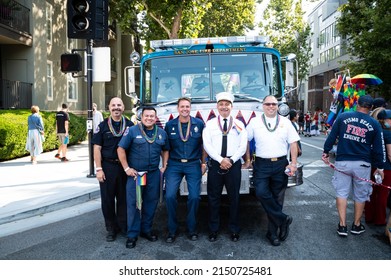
150,36,269,50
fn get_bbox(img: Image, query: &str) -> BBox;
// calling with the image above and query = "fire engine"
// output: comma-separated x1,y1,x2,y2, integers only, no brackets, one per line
124,36,300,195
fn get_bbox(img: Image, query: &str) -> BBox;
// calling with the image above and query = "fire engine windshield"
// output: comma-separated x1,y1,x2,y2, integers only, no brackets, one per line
142,52,282,104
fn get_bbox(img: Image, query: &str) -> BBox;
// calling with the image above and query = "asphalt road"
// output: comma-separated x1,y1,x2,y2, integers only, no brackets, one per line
0,134,390,261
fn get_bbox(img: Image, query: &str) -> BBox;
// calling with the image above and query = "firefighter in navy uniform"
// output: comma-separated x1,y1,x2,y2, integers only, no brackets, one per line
164,97,206,243
92,97,133,242
118,107,169,249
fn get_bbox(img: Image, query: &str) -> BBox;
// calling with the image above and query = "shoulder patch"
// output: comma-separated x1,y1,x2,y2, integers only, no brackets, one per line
123,127,130,136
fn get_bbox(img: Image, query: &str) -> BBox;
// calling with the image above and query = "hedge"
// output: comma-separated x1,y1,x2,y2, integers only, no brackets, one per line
0,110,87,161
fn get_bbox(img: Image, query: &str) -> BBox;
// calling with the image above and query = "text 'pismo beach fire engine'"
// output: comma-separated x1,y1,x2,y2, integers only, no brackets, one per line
124,36,301,195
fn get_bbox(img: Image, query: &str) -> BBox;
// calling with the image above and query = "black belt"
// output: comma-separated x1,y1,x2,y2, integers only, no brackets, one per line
256,155,286,162
170,158,199,163
103,157,120,163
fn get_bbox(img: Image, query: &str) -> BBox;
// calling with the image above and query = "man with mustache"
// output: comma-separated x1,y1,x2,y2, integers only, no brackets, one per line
92,97,133,242
202,92,248,242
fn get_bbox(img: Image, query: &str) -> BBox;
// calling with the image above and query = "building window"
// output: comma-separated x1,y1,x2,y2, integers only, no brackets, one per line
320,52,326,64
334,45,341,58
47,61,53,100
46,3,53,44
67,75,78,101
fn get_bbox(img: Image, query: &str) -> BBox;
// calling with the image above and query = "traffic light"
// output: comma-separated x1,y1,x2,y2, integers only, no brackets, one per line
94,0,109,41
61,53,83,73
67,0,108,40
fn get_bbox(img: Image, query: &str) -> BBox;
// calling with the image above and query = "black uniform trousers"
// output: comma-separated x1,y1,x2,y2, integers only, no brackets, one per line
100,160,128,233
207,159,241,234
253,157,289,237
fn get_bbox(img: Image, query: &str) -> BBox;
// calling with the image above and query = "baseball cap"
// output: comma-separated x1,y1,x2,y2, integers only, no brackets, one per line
377,109,391,120
358,95,374,108
373,97,387,109
216,92,234,103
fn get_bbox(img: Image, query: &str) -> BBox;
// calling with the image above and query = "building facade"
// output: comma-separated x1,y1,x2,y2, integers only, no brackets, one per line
0,0,135,113
305,0,349,113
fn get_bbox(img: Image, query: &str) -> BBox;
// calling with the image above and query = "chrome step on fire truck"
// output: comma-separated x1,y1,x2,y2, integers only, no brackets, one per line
124,36,302,195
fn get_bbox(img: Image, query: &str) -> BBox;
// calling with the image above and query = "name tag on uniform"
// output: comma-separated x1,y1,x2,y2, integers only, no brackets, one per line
136,135,143,138
170,132,177,135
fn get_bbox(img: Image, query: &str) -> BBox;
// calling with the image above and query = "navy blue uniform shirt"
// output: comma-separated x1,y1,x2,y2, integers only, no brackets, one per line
381,128,391,170
324,111,385,169
92,117,133,159
118,124,169,172
165,116,204,160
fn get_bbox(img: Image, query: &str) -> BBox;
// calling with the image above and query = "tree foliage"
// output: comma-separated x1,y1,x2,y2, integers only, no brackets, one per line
337,0,391,98
198,0,255,37
259,0,312,91
110,0,255,43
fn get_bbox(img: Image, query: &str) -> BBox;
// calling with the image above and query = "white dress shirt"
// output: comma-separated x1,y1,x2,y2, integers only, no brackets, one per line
202,116,248,164
247,113,300,158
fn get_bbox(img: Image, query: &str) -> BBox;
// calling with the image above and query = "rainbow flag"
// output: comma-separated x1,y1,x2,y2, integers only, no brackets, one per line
137,172,147,186
136,184,142,211
136,172,147,212
327,74,346,126
343,83,366,111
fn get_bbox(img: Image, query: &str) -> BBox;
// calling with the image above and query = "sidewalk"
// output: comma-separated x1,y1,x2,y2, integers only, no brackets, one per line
0,141,101,237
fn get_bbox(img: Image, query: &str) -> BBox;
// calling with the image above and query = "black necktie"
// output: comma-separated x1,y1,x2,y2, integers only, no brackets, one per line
221,118,227,157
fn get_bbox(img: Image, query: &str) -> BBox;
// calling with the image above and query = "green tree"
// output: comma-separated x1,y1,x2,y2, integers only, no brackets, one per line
259,0,312,94
110,0,255,43
198,0,255,37
337,0,391,98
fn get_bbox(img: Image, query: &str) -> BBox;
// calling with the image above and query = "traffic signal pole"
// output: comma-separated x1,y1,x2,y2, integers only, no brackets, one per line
65,0,108,177
86,39,95,178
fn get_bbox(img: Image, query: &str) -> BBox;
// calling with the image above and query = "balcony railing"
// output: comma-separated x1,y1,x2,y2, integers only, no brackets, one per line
0,0,30,34
0,79,32,109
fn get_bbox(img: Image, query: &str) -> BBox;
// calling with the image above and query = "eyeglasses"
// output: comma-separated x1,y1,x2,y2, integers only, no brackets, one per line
263,103,278,106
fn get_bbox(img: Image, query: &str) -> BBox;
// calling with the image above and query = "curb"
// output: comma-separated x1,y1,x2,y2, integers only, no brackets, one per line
0,190,101,225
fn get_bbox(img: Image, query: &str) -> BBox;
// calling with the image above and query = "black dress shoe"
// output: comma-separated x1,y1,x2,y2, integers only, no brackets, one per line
140,232,158,242
188,233,198,241
165,234,176,243
208,232,218,242
279,216,293,241
126,238,137,248
231,233,240,242
266,232,281,246
106,230,117,242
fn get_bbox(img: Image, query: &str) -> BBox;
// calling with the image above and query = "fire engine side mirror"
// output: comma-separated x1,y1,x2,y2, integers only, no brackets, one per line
124,66,138,98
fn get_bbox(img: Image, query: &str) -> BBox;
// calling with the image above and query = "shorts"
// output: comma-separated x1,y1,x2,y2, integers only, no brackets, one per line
332,160,372,203
57,133,67,144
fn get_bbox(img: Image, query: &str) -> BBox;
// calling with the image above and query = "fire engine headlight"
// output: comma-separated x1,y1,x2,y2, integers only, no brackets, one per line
278,103,290,116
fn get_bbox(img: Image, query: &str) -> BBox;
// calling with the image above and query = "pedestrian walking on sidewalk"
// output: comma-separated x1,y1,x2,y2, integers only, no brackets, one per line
322,95,385,238
92,102,104,134
55,103,70,162
246,95,300,246
164,97,206,243
118,107,169,249
202,92,248,243
92,97,133,242
25,105,45,164
298,111,304,135
304,111,311,137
